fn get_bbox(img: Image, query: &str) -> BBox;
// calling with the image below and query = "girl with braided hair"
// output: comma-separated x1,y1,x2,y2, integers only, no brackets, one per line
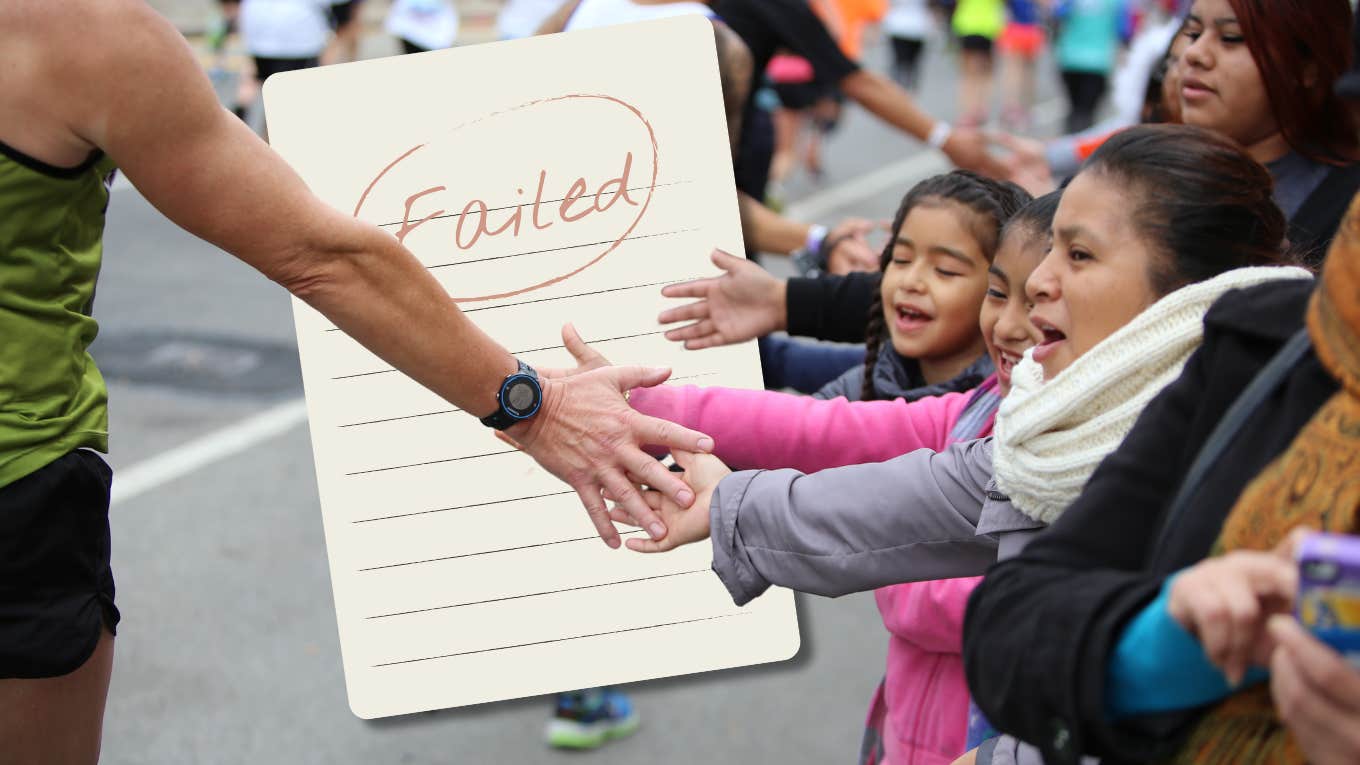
814,170,1031,404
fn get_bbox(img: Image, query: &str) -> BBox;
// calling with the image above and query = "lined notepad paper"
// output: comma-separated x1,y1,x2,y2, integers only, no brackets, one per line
263,16,799,719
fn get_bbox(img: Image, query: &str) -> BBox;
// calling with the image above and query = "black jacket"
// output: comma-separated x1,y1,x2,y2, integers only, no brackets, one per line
1290,161,1360,268
785,271,879,342
962,280,1337,765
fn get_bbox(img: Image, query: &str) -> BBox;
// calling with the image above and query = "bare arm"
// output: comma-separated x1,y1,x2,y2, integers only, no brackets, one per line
33,0,712,544
839,69,1003,177
535,0,584,34
712,20,752,157
738,192,810,255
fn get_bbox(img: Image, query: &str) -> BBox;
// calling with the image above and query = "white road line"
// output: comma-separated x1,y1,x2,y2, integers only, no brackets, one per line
110,397,309,507
107,97,1071,506
787,96,1067,221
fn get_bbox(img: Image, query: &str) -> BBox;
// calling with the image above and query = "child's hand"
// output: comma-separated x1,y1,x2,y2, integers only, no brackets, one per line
608,449,732,553
1167,538,1301,686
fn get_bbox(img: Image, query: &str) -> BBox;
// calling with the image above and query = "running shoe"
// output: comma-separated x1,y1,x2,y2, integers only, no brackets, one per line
545,688,641,750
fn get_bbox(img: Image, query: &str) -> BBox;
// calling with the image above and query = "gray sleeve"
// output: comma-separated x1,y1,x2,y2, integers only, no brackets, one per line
975,478,1049,563
811,364,863,401
709,438,998,606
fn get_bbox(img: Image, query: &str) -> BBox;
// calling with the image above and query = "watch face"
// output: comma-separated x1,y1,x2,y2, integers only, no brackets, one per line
505,379,538,413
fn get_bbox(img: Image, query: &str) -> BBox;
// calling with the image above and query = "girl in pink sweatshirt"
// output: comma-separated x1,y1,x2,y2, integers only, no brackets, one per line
628,191,1058,764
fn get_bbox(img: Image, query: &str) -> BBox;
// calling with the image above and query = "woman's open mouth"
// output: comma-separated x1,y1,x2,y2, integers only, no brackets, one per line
1030,319,1067,364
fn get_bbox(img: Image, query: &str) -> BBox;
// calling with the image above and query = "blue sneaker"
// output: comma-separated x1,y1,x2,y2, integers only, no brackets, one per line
546,687,640,749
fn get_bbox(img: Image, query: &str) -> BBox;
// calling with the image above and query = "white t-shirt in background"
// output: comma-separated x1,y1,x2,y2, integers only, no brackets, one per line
497,0,566,39
883,0,934,40
386,0,460,50
240,0,332,58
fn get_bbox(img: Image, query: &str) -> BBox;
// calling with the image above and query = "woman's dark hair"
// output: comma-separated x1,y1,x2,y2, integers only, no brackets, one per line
1228,0,1360,164
1082,124,1288,296
859,171,1032,401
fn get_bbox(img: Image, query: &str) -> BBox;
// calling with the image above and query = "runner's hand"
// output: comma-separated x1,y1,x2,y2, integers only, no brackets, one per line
506,367,714,548
534,323,613,379
659,249,786,349
942,127,1007,179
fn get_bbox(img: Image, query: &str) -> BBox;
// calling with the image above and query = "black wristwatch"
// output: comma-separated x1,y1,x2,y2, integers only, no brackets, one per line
479,359,543,430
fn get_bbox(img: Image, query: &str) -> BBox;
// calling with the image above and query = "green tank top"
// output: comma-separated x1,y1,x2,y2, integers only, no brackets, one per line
0,142,116,489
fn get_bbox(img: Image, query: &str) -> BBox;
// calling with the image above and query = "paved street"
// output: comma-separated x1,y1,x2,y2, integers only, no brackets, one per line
94,11,1068,763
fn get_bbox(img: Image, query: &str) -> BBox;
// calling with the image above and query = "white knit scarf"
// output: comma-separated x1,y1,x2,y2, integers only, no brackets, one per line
993,266,1313,524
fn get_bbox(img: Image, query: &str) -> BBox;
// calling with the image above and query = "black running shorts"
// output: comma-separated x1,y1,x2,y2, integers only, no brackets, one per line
0,450,119,679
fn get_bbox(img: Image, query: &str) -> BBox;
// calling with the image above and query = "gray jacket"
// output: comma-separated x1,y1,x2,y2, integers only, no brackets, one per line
705,436,1101,765
813,343,994,403
708,437,1054,605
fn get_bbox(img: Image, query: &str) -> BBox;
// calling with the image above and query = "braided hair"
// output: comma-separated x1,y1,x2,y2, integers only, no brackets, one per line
859,171,1032,401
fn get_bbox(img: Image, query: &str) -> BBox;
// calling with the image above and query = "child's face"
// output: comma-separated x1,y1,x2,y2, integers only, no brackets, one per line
880,203,990,384
980,229,1046,397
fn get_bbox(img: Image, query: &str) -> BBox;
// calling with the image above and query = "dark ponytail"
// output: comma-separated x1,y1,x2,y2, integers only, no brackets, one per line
1082,124,1289,295
859,171,1032,400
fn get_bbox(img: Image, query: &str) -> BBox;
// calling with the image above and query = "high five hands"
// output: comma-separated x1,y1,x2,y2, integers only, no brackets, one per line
496,323,715,548
607,448,733,553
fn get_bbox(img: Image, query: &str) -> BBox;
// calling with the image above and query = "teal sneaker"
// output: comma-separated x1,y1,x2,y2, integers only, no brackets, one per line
545,688,640,750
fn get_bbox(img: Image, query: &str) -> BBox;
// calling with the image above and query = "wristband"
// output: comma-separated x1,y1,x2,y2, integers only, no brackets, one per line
804,223,828,255
927,120,953,151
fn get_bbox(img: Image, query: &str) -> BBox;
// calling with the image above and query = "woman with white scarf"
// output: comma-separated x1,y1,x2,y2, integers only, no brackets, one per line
609,123,1308,610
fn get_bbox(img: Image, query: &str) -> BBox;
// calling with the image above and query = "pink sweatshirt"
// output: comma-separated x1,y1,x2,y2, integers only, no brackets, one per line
629,382,997,765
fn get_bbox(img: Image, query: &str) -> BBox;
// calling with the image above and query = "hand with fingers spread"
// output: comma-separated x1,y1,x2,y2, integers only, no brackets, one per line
607,449,732,553
1167,545,1300,686
533,323,613,380
504,367,715,548
1267,614,1360,765
658,249,787,350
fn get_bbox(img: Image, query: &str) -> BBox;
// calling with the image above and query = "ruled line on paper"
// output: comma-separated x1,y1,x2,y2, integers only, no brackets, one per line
352,490,576,524
668,372,719,383
426,228,700,270
371,612,752,668
335,371,717,430
357,529,649,572
515,329,668,355
344,448,520,476
322,276,705,332
461,278,690,313
373,180,695,229
331,330,670,380
364,569,711,619
339,408,461,428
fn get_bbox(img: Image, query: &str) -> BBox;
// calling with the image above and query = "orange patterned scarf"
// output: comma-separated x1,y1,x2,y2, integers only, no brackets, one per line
1165,195,1360,764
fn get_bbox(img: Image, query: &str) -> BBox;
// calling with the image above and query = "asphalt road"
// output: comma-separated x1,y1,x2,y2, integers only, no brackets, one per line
92,30,1066,765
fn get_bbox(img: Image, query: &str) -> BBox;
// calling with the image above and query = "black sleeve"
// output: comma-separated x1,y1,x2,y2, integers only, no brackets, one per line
962,341,1220,765
963,281,1322,765
771,0,860,83
785,271,879,342
1288,163,1360,269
